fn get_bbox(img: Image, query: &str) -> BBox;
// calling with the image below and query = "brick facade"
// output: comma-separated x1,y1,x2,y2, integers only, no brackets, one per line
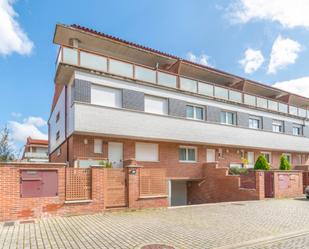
50,134,309,173
0,163,167,222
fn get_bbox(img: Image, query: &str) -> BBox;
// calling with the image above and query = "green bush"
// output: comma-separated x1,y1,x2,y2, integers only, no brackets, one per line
98,160,113,168
254,154,270,170
229,167,248,175
279,155,291,170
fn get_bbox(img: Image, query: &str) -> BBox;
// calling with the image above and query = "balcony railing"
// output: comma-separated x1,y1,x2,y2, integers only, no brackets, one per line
56,45,309,119
24,152,49,159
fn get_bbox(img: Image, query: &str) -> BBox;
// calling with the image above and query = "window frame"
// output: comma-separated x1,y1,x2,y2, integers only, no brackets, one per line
135,142,159,162
220,111,236,125
56,131,60,141
261,152,272,164
144,95,168,115
249,116,261,130
186,104,205,121
179,146,197,163
282,153,292,164
94,139,103,154
272,120,284,133
292,124,302,136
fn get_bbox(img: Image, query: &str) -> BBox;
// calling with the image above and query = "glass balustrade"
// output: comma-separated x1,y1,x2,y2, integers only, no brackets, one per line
58,46,308,119
157,72,177,88
214,86,228,100
180,78,197,93
80,51,107,72
135,66,156,83
62,47,78,65
198,82,214,96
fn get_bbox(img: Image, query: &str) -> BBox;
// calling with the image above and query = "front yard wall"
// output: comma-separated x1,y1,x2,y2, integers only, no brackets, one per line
188,163,265,204
0,163,167,222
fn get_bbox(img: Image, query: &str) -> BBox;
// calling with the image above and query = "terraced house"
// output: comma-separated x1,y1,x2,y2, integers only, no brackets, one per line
49,24,309,206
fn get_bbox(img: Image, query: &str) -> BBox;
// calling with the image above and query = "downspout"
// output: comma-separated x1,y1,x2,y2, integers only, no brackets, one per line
65,85,69,165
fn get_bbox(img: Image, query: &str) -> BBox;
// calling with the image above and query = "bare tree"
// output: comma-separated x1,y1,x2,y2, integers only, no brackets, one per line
0,126,15,162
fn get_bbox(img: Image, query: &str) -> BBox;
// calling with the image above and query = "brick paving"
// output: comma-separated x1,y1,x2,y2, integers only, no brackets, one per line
1,199,309,249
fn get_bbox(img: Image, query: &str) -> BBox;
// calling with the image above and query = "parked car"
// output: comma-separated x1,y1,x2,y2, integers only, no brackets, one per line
305,186,309,199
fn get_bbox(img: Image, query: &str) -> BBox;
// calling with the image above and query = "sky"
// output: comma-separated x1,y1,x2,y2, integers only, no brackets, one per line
1,0,309,156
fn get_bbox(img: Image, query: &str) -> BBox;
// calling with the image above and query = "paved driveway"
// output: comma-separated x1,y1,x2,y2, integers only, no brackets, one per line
1,199,309,249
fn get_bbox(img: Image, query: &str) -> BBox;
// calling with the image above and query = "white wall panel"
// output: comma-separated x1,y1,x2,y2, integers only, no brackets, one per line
74,103,309,153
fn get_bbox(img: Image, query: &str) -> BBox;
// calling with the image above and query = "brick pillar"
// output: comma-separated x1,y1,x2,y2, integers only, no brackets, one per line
255,170,265,199
91,166,105,210
125,165,143,209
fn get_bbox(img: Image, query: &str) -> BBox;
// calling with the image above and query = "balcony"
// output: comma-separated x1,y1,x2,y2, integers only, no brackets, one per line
24,152,49,159
56,46,309,119
73,102,309,153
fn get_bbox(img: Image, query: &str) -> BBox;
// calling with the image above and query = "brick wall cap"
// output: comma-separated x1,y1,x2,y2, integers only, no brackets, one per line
125,165,143,168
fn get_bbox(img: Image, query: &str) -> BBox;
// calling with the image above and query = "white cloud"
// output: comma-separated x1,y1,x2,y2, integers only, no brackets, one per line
8,116,48,143
23,116,47,127
267,35,301,74
239,48,264,74
0,0,33,56
272,77,309,98
186,52,212,67
229,0,309,29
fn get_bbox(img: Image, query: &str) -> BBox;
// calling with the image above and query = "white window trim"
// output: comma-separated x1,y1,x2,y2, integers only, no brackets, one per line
261,151,272,163
94,139,103,154
272,120,284,133
220,111,236,125
292,124,302,136
179,146,197,163
186,104,205,121
135,142,159,162
249,116,261,130
144,95,168,115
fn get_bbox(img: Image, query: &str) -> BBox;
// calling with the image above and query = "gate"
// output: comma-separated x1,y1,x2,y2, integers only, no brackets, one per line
303,171,309,193
264,172,274,198
104,168,127,208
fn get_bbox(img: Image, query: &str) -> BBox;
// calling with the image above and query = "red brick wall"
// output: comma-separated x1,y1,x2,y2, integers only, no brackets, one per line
273,171,303,198
52,134,309,174
188,163,265,204
0,163,168,221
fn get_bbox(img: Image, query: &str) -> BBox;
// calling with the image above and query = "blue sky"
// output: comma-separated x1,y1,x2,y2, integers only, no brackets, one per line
1,0,309,155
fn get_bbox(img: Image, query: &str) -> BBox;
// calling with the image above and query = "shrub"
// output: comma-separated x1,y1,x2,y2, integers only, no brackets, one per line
98,160,113,168
279,155,291,170
229,167,248,175
254,154,270,170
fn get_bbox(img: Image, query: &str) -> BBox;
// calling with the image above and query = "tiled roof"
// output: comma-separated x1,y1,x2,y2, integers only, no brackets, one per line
27,137,48,146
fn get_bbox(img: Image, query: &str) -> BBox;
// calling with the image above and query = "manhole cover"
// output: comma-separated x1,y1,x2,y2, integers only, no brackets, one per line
140,244,175,249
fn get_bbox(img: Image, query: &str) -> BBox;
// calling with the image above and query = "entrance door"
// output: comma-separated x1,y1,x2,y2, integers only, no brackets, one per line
206,149,216,162
170,181,187,206
108,142,123,167
264,172,274,198
247,152,255,168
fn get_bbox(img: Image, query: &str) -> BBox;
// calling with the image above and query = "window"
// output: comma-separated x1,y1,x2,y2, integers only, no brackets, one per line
293,125,302,136
91,85,122,108
261,152,271,164
296,155,302,165
135,142,159,161
272,120,284,133
249,116,260,129
144,95,168,115
56,112,60,123
282,153,292,164
94,139,103,154
179,146,197,162
220,111,236,125
56,131,60,141
57,148,61,156
186,105,204,120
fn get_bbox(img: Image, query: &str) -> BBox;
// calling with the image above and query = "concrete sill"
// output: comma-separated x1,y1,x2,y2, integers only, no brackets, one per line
64,199,92,204
139,195,168,199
